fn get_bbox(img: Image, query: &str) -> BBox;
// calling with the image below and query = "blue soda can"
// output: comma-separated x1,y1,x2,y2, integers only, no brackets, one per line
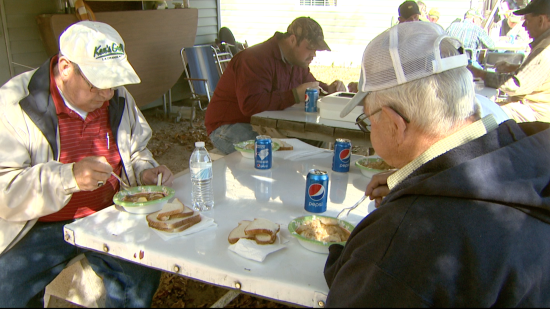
254,135,272,170
305,88,319,113
305,169,329,213
332,138,352,172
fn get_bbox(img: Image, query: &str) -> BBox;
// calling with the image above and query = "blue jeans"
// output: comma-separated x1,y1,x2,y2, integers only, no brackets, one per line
0,220,161,308
209,123,259,155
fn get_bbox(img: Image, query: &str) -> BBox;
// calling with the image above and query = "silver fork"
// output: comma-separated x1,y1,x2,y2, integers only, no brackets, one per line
111,172,131,190
337,195,367,219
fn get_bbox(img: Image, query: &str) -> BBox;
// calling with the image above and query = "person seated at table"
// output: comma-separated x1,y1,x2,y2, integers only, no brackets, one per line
0,21,175,307
490,11,530,45
204,17,346,155
326,21,550,307
468,0,550,123
446,9,496,50
397,1,422,23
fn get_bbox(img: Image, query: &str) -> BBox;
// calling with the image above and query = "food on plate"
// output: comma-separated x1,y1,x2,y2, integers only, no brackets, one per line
123,192,166,203
272,138,293,151
146,199,201,233
295,218,351,243
359,159,394,171
228,218,280,245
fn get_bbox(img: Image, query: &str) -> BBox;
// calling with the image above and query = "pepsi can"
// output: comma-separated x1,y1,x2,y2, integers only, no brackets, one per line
305,88,319,113
305,169,329,213
254,135,272,170
332,138,352,172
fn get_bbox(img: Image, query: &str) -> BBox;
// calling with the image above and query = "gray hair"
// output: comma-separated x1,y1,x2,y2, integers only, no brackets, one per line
364,40,480,137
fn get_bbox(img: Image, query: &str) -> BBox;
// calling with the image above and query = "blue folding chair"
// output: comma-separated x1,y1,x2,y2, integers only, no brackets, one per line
180,45,233,110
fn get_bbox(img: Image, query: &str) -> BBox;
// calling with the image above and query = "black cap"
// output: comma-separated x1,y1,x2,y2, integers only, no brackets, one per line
399,1,421,19
515,0,550,16
287,17,330,51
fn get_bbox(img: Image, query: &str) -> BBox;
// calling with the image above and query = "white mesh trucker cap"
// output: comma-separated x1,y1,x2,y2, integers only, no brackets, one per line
340,21,468,118
59,21,140,89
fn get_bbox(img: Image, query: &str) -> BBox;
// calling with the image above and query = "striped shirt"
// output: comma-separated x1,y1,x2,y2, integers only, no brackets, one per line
446,19,496,50
39,57,122,222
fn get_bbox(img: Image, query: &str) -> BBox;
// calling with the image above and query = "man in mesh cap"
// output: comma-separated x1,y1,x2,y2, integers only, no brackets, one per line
0,21,174,307
324,21,550,307
205,17,346,154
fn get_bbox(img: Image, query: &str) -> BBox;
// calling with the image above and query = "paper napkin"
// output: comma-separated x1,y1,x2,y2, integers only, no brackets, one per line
283,149,332,161
152,215,217,241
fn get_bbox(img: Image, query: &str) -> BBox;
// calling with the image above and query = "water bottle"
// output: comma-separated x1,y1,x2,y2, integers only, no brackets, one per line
189,141,214,211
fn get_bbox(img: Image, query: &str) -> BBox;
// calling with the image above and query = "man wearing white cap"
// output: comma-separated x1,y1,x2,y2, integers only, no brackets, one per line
324,21,550,307
0,21,174,307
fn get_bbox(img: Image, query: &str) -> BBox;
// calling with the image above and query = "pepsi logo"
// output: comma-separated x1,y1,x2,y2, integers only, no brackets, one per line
305,94,309,101
308,183,326,201
339,149,351,163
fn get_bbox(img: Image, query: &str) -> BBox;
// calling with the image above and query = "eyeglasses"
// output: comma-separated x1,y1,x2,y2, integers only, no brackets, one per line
78,71,112,93
355,107,411,133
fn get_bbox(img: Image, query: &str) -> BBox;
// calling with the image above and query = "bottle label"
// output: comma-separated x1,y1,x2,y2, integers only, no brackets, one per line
191,164,212,180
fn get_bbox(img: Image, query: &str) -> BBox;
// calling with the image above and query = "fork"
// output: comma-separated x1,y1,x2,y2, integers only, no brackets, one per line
337,195,367,219
111,172,131,190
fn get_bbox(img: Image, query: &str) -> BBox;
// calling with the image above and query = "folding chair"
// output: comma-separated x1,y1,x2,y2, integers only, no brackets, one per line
180,45,233,111
482,51,525,70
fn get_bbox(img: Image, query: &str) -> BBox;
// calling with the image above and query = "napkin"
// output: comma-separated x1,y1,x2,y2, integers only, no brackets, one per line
228,228,290,262
152,215,217,241
283,149,332,161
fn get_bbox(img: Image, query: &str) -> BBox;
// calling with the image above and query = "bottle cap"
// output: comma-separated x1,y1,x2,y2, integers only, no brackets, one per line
195,141,205,147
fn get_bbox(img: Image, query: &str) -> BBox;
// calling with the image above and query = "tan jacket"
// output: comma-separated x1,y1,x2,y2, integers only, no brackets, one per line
0,59,158,254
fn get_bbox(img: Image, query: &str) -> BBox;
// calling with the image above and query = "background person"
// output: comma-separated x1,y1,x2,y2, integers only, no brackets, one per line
205,17,345,155
328,21,550,307
0,21,174,307
428,8,441,23
446,9,496,50
398,0,422,23
469,0,550,123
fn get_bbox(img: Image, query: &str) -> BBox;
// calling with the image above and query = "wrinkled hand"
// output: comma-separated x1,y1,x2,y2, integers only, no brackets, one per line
365,170,396,208
494,61,520,74
73,156,113,191
347,82,359,93
327,80,346,94
295,81,319,103
141,165,174,187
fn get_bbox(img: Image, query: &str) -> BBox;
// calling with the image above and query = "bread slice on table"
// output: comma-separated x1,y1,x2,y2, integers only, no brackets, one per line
228,220,254,244
272,138,293,151
244,218,280,237
152,219,202,233
147,211,201,231
156,198,186,221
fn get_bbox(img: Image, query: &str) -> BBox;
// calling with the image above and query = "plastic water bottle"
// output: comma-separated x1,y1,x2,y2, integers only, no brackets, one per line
189,141,214,211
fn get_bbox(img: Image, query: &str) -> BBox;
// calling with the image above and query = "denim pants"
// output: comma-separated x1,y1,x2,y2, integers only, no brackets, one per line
209,123,259,155
0,220,161,308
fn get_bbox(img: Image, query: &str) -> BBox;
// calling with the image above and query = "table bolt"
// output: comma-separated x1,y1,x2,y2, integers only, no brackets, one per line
103,245,109,253
234,282,241,290
318,300,325,308
65,233,70,241
173,265,180,273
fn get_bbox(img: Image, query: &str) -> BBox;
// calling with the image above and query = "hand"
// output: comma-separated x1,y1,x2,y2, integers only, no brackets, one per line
467,64,486,80
494,61,520,73
347,82,359,93
365,170,396,208
327,80,346,94
141,165,174,187
295,81,319,103
73,156,113,191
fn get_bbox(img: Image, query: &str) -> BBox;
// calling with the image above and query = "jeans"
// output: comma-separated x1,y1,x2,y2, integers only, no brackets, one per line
209,123,259,155
0,220,161,308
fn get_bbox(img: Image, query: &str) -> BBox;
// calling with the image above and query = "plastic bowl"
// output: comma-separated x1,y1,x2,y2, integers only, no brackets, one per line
288,215,355,254
234,140,280,159
113,186,175,214
355,156,393,178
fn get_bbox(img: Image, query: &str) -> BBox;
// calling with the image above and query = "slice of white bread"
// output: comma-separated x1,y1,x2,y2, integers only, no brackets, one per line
152,217,202,233
254,233,277,245
244,218,280,237
228,220,254,244
272,138,293,151
157,198,187,221
147,211,201,230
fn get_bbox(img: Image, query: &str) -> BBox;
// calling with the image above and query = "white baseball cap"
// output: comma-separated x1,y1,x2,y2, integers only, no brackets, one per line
340,22,468,118
59,21,140,89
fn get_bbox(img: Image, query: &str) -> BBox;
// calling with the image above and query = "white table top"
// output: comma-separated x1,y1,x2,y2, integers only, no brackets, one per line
253,102,359,130
63,139,375,307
